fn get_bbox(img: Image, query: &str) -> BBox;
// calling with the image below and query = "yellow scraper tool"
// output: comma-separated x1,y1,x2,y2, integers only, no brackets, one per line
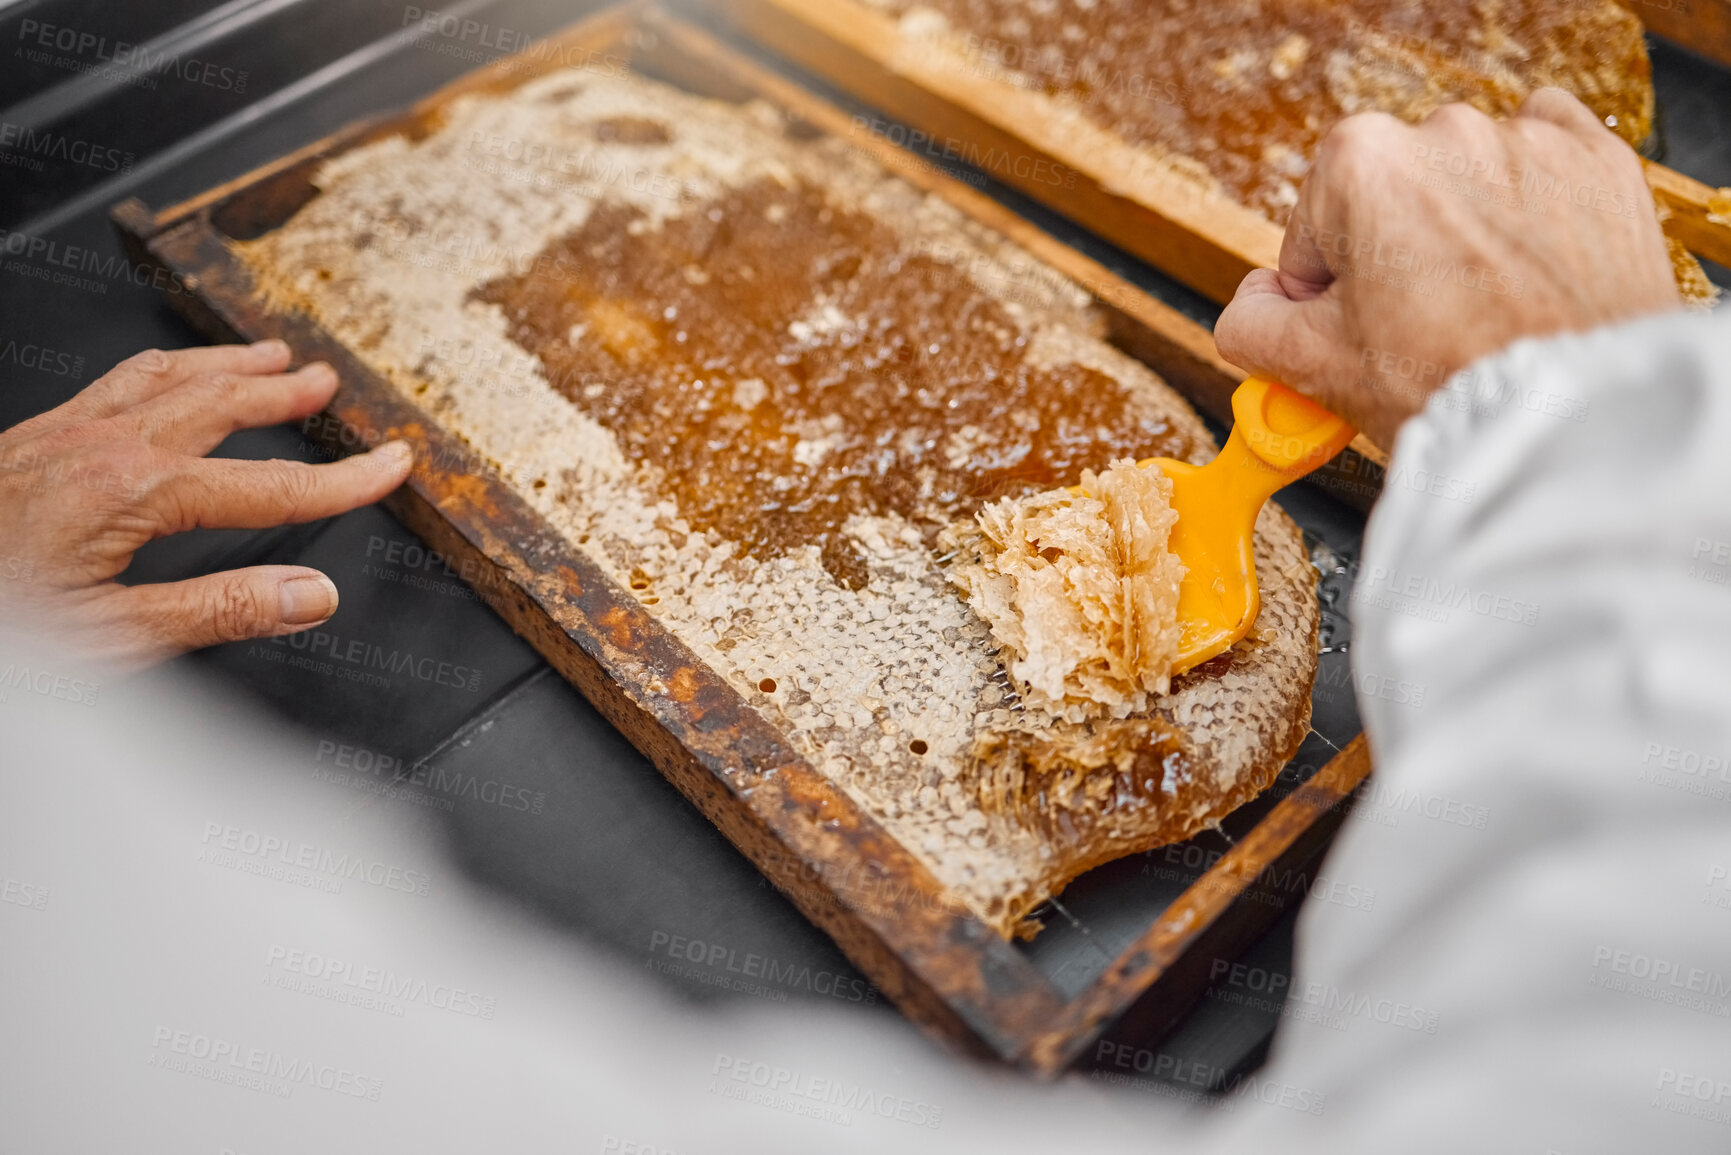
1085,378,1356,676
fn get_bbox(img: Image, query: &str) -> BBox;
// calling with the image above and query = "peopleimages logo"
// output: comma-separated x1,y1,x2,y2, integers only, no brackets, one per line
849,113,1078,190
1436,363,1590,423
1348,776,1490,831
401,6,631,77
198,822,432,897
264,944,497,1020
1641,741,1731,782
1636,740,1731,804
1653,1067,1731,1127
0,338,85,378
710,1054,943,1129
0,227,189,296
1706,865,1731,912
1140,842,1378,911
1207,959,1443,1034
0,121,133,172
402,6,537,53
950,34,1188,107
463,131,693,204
148,1026,382,1101
1312,656,1427,710
1090,1041,1328,1115
1657,1068,1731,1106
1690,538,1731,586
16,19,250,92
1292,222,1525,299
1589,945,1731,1017
647,930,876,1004
1,876,50,911
1407,142,1640,220
1591,947,1731,995
363,533,491,593
0,662,99,707
261,628,483,692
1350,563,1541,627
313,739,546,815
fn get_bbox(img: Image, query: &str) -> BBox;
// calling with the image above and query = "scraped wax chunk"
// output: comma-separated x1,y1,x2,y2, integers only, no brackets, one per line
948,458,1186,722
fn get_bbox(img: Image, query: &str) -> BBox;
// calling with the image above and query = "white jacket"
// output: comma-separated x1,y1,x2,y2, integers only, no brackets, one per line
3,308,1728,1153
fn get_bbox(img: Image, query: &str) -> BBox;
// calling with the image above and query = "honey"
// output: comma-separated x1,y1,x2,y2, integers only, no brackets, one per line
883,0,1651,224
589,116,671,145
475,176,1200,587
973,718,1195,842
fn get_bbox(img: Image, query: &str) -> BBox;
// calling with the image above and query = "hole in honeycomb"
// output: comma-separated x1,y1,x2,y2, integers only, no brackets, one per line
628,568,651,591
532,478,546,489
317,268,332,281
758,677,777,693
909,739,929,756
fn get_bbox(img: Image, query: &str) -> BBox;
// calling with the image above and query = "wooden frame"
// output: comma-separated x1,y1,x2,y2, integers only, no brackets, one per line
710,0,1731,310
1623,0,1731,70
112,3,1373,1075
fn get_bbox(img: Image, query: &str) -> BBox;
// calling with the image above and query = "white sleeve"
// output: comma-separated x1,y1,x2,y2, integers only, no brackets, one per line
1230,306,1731,1153
4,311,1730,1154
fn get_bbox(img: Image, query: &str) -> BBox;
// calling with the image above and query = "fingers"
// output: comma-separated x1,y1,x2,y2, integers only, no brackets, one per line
112,361,340,456
34,342,294,434
1279,111,1407,288
1214,268,1348,396
1515,86,1614,143
104,564,341,658
1274,205,1336,295
144,440,413,535
1420,101,1493,133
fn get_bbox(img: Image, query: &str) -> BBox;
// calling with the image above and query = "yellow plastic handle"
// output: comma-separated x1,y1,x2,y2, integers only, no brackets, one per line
1142,378,1356,675
1230,377,1357,478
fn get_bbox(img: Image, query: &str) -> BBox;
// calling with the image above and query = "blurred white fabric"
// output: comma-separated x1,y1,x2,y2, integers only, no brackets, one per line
3,307,1729,1153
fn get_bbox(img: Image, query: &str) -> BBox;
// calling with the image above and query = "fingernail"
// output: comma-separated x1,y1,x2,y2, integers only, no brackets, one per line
280,574,338,626
300,361,337,383
251,338,289,357
374,439,414,466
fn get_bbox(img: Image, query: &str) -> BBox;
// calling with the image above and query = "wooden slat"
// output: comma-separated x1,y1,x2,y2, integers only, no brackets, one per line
715,0,1731,304
1645,160,1731,270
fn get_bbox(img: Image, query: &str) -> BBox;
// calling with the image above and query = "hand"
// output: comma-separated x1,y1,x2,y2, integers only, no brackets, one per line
0,341,413,671
1214,88,1683,448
